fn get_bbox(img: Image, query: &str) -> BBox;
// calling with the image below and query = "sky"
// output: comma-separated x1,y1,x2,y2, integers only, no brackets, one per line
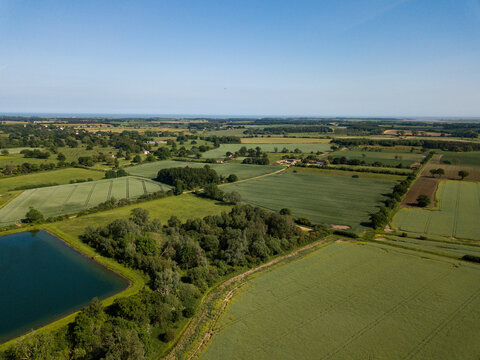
0,0,479,117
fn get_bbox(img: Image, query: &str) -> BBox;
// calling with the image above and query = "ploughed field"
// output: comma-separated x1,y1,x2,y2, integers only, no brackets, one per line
201,143,332,158
200,242,480,360
393,181,480,240
126,160,280,180
0,176,169,225
222,172,395,232
328,149,425,167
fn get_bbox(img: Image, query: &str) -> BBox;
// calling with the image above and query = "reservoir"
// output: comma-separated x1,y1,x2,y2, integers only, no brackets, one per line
0,230,128,343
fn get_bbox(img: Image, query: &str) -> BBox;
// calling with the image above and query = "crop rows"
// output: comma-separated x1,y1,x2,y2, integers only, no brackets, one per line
0,176,169,225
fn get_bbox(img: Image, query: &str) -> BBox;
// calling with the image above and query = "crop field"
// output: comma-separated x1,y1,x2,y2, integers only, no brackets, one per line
127,160,280,180
222,172,395,232
329,149,425,167
0,168,104,194
376,236,480,258
47,193,231,238
200,242,480,360
201,143,332,158
0,176,170,225
422,162,480,181
440,151,480,166
240,137,330,144
393,181,480,240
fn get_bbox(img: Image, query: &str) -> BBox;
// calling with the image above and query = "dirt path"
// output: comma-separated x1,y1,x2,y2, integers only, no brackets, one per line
165,237,331,360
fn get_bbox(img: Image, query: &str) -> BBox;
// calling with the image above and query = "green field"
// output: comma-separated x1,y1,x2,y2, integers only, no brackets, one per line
440,151,480,166
393,181,480,240
202,143,332,158
0,176,170,225
0,168,104,194
222,172,395,232
47,193,231,238
329,149,425,167
127,160,280,180
200,242,480,360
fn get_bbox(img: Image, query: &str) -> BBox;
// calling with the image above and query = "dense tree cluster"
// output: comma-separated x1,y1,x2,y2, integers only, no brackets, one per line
332,138,480,152
156,166,220,189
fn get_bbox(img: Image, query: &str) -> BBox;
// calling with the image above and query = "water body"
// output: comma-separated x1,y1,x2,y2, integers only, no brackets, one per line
0,230,128,343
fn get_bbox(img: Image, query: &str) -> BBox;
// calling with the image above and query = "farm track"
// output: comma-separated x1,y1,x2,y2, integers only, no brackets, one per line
107,181,113,201
126,178,130,199
452,183,461,237
58,185,77,213
84,183,96,208
142,180,147,195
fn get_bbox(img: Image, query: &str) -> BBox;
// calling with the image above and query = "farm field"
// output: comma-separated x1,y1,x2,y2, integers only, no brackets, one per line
393,181,480,240
201,143,332,158
422,162,480,181
127,160,280,180
200,242,480,360
240,137,330,144
376,236,480,258
329,149,425,167
222,172,395,232
440,151,480,166
0,176,170,226
287,166,406,181
46,193,231,238
0,168,104,194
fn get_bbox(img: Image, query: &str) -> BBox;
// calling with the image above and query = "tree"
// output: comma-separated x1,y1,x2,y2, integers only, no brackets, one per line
416,194,430,207
223,191,241,204
130,208,150,226
1,149,9,156
458,170,469,180
24,208,44,223
279,208,291,215
436,168,445,177
174,179,184,195
56,152,66,161
226,174,238,183
133,155,142,163
203,184,224,201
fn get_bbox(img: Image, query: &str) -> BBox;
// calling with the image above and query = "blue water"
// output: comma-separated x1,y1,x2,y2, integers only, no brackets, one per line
0,230,128,343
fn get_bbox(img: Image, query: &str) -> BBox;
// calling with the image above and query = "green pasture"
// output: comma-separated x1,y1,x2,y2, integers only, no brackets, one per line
392,181,480,240
127,160,280,180
0,176,170,225
200,242,480,360
222,172,395,232
201,143,332,158
47,193,231,238
329,149,425,167
0,168,104,194
440,151,480,166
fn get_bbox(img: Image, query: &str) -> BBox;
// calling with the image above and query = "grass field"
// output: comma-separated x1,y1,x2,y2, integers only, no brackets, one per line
222,172,395,232
0,176,170,225
201,143,332,158
393,181,480,240
46,193,231,238
329,149,425,167
0,168,104,194
200,242,480,360
440,151,480,166
126,160,280,180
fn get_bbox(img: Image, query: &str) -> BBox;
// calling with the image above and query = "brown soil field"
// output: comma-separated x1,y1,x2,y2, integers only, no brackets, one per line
422,163,480,181
401,176,439,208
401,157,480,208
383,129,448,137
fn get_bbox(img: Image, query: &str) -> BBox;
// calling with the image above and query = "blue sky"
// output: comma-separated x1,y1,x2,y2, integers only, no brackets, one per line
0,0,479,116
